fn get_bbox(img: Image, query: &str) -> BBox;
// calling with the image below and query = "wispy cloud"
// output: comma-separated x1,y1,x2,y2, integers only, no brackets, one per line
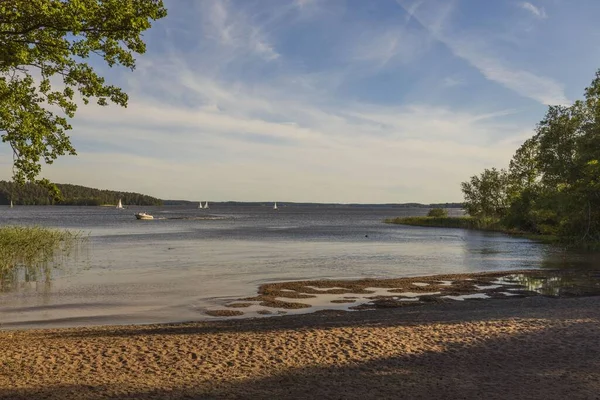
58,56,524,202
6,0,595,202
404,0,423,22
352,27,429,69
396,0,568,105
443,77,464,87
519,2,547,19
449,37,568,105
294,0,314,9
201,0,280,62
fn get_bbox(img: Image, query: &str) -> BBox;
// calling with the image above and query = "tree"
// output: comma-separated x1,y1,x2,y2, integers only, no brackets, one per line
427,208,448,217
508,137,540,195
462,69,600,244
461,168,510,219
0,0,167,194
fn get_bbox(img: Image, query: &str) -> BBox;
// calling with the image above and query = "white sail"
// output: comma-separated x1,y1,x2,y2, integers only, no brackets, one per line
204,201,209,209
273,202,278,210
116,199,123,209
198,201,202,209
10,200,13,208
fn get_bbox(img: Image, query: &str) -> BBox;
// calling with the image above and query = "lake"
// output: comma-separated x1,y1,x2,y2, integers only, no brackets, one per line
0,205,596,329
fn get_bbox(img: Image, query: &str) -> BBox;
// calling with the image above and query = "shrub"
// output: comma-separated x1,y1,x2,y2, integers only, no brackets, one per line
427,208,448,218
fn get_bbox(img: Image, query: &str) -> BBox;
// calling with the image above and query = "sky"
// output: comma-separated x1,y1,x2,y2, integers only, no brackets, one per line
3,0,600,203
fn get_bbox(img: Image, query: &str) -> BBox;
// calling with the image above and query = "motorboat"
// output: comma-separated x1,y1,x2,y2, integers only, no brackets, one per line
135,212,154,220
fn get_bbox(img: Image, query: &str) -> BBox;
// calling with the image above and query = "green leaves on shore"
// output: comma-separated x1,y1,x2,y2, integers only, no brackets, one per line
461,69,600,245
0,0,167,193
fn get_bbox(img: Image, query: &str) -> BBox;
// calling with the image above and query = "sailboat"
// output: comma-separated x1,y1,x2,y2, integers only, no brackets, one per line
10,200,13,208
273,202,278,210
198,201,202,209
203,201,209,209
116,199,124,209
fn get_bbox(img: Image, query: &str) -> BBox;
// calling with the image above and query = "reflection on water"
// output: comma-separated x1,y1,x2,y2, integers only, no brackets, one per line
0,240,89,294
497,271,600,296
0,205,599,329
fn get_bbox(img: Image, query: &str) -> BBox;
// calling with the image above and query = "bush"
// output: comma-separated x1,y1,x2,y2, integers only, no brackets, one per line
427,208,448,218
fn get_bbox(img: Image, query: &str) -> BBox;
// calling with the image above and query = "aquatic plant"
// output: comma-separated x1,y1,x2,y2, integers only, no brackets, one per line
0,226,84,289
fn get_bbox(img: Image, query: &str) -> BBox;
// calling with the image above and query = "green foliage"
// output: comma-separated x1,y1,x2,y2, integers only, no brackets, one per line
427,208,448,217
461,168,510,219
460,69,600,246
0,0,167,191
0,180,163,205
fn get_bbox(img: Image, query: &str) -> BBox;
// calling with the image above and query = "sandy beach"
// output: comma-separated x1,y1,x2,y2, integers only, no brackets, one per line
2,293,600,400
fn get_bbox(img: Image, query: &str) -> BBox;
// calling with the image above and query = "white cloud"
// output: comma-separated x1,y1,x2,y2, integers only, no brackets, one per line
519,2,547,19
0,0,558,203
35,58,528,203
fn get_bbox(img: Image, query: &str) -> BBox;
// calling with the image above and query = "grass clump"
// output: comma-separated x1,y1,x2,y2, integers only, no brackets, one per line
0,226,83,285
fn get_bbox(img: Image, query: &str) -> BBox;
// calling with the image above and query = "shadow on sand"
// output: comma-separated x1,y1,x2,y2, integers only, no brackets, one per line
2,297,600,400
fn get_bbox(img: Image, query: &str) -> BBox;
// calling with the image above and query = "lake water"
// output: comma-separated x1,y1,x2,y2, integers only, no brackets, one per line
0,205,597,329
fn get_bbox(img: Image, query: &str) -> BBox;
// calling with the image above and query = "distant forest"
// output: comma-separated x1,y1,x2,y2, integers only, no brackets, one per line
0,181,163,206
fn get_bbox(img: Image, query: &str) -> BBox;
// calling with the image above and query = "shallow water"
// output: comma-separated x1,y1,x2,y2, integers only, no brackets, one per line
0,204,598,329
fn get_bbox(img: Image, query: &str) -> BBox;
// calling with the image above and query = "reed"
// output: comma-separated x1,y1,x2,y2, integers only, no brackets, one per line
0,226,83,279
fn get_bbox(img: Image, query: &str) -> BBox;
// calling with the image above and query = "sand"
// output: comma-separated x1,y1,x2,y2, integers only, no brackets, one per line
2,295,600,400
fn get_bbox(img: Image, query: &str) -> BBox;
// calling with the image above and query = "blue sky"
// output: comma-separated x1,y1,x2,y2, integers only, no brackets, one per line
3,0,600,203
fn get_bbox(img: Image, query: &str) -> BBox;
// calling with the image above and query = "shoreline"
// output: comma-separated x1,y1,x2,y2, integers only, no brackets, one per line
385,216,560,243
2,295,599,399
3,268,600,331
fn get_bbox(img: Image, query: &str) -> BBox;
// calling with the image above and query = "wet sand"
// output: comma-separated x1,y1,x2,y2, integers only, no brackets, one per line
2,295,600,399
206,269,600,318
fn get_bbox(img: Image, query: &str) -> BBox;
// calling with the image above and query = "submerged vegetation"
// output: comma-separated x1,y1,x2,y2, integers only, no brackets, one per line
389,69,600,248
0,226,84,290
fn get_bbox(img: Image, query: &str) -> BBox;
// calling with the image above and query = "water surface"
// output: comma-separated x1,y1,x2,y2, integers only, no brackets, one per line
0,205,596,329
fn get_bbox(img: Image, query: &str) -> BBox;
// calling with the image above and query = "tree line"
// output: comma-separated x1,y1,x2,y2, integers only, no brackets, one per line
461,70,600,246
0,181,163,206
